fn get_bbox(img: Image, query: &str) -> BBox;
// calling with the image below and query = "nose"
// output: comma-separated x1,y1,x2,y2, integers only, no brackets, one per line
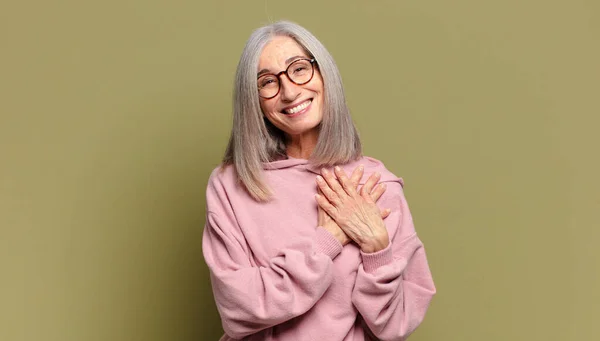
279,75,301,102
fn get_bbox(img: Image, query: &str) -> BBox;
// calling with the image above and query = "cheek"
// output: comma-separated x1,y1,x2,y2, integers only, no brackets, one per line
258,101,270,116
312,73,324,94
259,103,280,127
259,99,278,115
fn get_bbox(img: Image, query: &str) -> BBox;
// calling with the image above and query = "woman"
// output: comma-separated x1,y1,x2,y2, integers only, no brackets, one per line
202,21,435,341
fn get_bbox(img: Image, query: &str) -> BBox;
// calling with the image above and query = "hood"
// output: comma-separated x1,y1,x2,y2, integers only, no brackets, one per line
263,155,404,187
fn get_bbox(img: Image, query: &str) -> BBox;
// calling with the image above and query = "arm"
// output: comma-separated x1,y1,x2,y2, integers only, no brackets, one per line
202,174,342,339
351,183,436,341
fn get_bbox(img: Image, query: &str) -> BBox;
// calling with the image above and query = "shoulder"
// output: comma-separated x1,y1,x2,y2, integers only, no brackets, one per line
205,164,241,204
207,163,238,188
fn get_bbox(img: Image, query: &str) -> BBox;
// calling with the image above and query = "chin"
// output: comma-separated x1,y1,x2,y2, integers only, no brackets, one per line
283,121,321,136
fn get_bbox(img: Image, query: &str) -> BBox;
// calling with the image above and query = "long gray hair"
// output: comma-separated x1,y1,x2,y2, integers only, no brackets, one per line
222,21,362,201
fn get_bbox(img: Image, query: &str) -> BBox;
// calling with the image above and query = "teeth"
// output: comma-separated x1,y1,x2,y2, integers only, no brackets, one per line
286,100,311,114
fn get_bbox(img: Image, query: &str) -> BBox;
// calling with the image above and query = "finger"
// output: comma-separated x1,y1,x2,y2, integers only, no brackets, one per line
370,183,387,202
334,166,358,196
361,172,381,197
315,193,338,219
349,164,364,190
317,202,333,225
321,168,346,198
380,208,391,219
316,175,340,204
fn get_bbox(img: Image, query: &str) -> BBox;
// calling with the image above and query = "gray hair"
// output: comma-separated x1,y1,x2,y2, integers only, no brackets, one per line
222,21,362,201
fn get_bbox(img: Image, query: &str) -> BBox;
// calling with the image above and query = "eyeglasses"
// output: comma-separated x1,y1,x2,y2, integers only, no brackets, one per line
257,58,316,99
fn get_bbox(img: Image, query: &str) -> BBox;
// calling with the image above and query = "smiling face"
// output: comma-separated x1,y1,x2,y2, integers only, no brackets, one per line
257,36,324,140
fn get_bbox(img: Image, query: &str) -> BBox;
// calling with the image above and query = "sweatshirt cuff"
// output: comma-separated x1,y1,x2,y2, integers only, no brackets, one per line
360,242,393,273
314,227,343,259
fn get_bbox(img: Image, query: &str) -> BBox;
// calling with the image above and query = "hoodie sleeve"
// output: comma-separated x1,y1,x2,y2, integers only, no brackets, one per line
202,171,343,339
351,181,436,341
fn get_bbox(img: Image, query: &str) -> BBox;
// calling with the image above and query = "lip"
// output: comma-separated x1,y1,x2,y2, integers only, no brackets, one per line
282,99,312,118
282,99,312,112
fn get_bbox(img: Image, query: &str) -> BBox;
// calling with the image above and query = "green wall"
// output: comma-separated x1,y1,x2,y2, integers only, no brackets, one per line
1,1,598,340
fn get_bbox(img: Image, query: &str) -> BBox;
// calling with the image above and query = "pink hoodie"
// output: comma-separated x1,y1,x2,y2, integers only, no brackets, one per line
202,156,436,341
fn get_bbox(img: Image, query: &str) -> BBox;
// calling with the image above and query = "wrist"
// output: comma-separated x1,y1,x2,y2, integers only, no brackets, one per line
359,235,389,253
322,224,347,245
360,242,394,273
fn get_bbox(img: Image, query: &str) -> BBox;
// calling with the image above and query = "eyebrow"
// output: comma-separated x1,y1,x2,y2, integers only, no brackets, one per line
257,55,308,77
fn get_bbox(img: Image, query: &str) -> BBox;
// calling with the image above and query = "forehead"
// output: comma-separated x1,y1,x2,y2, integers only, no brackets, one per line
258,36,308,70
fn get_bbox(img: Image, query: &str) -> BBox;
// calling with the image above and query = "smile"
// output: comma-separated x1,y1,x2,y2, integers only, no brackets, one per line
284,99,312,115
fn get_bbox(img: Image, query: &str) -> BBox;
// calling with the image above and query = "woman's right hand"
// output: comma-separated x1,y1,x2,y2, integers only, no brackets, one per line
318,165,391,246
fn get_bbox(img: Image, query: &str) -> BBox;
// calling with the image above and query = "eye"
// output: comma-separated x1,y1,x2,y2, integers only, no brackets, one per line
290,60,311,76
258,76,278,88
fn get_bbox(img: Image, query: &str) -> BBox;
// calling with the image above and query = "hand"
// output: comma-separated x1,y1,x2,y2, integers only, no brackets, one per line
318,166,366,246
317,165,391,249
315,166,390,253
318,196,351,246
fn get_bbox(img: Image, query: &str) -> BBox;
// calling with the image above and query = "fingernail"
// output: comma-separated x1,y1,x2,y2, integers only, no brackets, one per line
316,175,324,182
335,166,341,172
321,168,328,175
359,164,364,170
381,183,386,189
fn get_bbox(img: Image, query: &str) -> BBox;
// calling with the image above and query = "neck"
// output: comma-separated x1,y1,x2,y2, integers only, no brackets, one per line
285,130,319,160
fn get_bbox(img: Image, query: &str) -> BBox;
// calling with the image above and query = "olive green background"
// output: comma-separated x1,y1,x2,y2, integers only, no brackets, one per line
1,0,598,340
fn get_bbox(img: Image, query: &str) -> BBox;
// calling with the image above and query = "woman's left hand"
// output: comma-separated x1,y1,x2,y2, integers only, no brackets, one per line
315,166,390,253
